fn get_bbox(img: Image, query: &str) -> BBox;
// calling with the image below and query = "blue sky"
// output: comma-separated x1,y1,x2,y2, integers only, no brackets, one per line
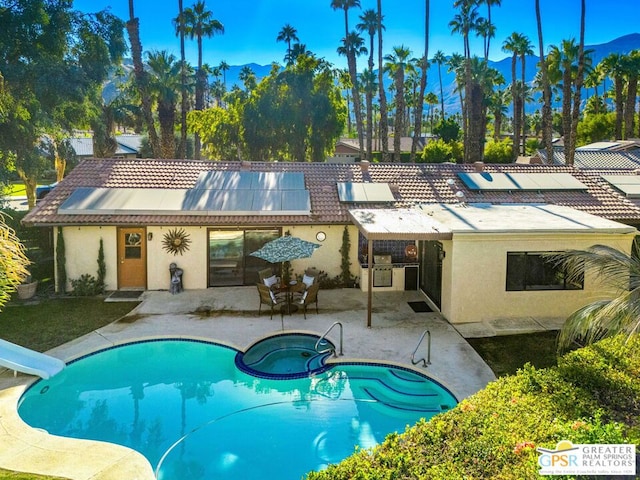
73,0,639,68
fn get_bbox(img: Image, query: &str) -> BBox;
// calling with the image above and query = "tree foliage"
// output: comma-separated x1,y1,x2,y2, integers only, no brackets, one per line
0,213,30,310
190,55,346,161
0,0,125,207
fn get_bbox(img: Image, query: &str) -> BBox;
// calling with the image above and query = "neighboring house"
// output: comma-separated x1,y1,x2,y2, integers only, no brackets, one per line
539,148,640,169
333,137,429,160
69,135,143,159
23,159,640,326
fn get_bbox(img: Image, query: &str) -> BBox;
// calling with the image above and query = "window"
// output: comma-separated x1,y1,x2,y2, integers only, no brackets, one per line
506,252,583,291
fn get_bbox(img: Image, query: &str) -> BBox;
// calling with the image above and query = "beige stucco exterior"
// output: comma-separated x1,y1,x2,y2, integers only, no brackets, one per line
56,224,359,292
439,232,635,324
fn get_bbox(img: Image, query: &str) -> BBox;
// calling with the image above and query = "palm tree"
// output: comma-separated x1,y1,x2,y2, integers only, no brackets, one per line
183,0,224,159
546,245,640,351
502,32,525,160
384,45,412,162
219,60,229,88
357,8,379,159
566,0,586,166
518,35,534,155
331,0,364,159
146,50,181,158
173,0,188,158
600,53,626,140
376,0,389,160
277,24,299,65
126,0,160,158
410,0,430,164
337,31,367,159
488,87,509,140
535,0,554,167
475,17,495,61
360,68,378,157
622,51,640,139
450,0,482,162
483,0,501,58
447,53,466,117
424,91,439,131
432,50,447,118
238,65,256,91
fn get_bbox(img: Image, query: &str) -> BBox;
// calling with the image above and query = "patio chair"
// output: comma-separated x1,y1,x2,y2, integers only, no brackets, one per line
297,282,319,319
257,283,284,319
291,268,318,298
258,268,281,292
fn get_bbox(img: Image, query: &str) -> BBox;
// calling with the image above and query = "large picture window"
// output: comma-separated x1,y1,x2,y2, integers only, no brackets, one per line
506,252,583,291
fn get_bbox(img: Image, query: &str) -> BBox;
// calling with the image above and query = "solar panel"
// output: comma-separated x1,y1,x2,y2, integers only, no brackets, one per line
59,170,312,216
458,172,587,191
601,175,640,198
337,182,394,202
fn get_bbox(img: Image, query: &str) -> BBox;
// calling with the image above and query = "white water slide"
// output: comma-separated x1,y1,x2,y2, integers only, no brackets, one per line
0,339,65,379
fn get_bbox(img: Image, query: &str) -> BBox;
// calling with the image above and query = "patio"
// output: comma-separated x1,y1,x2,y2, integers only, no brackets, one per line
0,286,519,480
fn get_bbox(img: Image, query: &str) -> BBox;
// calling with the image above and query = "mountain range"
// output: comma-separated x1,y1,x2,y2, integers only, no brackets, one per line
109,33,640,115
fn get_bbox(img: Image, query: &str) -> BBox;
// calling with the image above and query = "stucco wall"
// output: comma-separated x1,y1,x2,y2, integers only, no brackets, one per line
56,226,118,292
57,224,355,292
439,232,635,324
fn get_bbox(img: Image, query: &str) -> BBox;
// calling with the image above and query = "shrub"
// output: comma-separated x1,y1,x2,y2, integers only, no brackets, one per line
70,273,101,296
305,335,640,479
483,138,513,163
421,139,453,163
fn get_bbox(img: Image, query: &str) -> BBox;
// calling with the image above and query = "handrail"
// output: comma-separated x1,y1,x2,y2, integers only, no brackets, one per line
411,330,431,367
315,322,343,357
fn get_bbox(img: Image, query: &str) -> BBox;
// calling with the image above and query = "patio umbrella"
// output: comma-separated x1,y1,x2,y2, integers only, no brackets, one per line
250,235,321,263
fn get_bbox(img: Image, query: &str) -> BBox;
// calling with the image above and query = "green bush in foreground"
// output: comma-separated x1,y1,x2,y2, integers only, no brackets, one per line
307,335,640,479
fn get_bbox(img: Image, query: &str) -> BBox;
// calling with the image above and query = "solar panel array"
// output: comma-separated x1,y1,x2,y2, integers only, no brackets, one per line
59,172,311,216
336,182,395,203
601,175,640,198
457,172,588,191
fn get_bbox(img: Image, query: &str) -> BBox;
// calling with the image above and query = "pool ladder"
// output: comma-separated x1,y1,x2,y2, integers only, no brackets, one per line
411,330,431,367
315,321,343,357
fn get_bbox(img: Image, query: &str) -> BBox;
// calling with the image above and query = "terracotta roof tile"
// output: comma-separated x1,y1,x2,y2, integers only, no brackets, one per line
22,159,640,227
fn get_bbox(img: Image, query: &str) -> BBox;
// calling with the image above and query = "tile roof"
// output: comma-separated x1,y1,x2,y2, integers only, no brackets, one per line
22,158,640,227
542,148,640,169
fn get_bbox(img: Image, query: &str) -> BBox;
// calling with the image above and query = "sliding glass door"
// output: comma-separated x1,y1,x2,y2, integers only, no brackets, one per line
208,229,280,286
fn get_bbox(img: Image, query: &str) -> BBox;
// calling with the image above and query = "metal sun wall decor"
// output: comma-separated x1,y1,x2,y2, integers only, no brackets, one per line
162,228,192,256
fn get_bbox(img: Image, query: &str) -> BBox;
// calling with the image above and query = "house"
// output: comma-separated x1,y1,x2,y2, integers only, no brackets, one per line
68,135,143,159
333,136,429,160
540,147,640,169
23,158,640,326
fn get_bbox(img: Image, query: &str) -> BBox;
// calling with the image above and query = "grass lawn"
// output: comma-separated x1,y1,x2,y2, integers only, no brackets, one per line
0,297,137,352
3,183,26,197
467,330,560,377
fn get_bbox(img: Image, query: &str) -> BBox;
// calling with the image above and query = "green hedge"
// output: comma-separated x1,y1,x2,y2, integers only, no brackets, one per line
306,335,640,479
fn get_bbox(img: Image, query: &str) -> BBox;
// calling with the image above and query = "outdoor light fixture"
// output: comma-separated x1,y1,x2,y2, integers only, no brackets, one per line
147,232,153,241
316,231,326,242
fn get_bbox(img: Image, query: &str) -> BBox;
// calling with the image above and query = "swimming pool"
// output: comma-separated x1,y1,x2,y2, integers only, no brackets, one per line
18,337,457,480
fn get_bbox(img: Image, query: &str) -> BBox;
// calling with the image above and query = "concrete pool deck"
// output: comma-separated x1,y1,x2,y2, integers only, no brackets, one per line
0,287,562,479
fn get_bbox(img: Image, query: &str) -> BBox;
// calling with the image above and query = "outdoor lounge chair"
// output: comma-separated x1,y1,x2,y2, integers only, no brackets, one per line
291,268,318,297
296,282,319,319
257,283,284,319
258,268,281,292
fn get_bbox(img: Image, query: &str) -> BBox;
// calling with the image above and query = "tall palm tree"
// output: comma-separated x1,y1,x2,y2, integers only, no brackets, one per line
337,31,367,159
410,0,430,163
518,35,534,155
376,0,389,160
173,0,188,158
502,32,525,160
357,8,379,159
475,17,495,61
126,0,160,158
447,53,466,117
535,0,554,167
622,51,640,139
600,53,626,140
276,24,299,65
488,87,509,140
146,50,181,158
384,45,412,162
566,0,586,166
218,60,229,88
331,0,364,159
431,50,447,118
238,65,256,91
183,0,224,159
360,68,378,157
483,0,501,58
546,245,640,351
450,0,482,162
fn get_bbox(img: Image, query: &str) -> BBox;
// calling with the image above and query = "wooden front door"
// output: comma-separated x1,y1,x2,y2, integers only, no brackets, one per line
117,227,147,289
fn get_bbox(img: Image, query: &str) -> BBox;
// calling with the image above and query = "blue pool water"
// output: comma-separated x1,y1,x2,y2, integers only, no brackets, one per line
18,338,457,480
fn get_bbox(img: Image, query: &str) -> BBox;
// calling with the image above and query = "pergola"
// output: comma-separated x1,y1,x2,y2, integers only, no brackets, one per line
348,208,453,327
